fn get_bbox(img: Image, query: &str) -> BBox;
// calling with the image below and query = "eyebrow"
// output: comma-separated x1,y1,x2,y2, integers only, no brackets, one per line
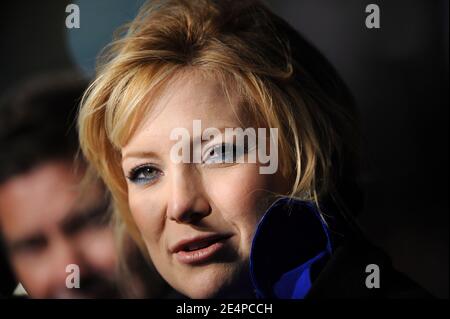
6,203,110,253
121,150,160,163
60,200,110,235
8,233,47,253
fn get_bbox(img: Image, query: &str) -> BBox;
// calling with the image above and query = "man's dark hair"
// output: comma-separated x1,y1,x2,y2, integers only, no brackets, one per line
0,72,88,297
0,72,88,184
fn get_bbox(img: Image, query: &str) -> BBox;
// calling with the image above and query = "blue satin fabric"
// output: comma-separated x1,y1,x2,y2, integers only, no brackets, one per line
249,197,332,299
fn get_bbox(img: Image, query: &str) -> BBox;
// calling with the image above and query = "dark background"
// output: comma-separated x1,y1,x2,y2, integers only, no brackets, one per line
0,0,448,298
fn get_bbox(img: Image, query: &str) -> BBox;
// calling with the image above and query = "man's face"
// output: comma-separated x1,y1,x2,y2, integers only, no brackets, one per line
0,160,118,298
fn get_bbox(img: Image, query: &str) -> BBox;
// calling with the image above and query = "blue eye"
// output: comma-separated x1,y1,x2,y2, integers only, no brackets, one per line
127,165,161,185
203,143,245,165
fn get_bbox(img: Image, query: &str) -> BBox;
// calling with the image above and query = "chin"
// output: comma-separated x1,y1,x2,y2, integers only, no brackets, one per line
184,285,223,299
175,263,251,299
180,269,232,299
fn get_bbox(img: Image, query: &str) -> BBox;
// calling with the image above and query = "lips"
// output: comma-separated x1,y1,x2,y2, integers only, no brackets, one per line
170,234,232,265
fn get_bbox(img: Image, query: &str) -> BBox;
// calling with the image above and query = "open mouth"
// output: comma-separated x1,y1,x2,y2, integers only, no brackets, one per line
172,234,231,265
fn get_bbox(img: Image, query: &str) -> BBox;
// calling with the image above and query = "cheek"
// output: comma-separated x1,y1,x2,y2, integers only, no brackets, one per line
11,255,48,298
205,164,277,244
77,228,117,273
128,189,165,249
209,164,275,215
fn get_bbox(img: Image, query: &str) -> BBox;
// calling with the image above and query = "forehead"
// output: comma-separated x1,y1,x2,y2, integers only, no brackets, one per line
123,71,244,148
0,161,99,240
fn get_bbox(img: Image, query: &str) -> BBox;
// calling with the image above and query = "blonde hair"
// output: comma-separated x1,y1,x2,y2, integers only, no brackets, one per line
78,0,361,247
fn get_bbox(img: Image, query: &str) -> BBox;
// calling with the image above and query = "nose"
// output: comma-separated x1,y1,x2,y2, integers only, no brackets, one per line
167,165,211,224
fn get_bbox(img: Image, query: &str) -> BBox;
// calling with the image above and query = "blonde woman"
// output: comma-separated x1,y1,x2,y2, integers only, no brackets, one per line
78,0,429,298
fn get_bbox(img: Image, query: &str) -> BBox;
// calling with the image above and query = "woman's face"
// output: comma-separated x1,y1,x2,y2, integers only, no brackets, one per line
121,72,287,298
